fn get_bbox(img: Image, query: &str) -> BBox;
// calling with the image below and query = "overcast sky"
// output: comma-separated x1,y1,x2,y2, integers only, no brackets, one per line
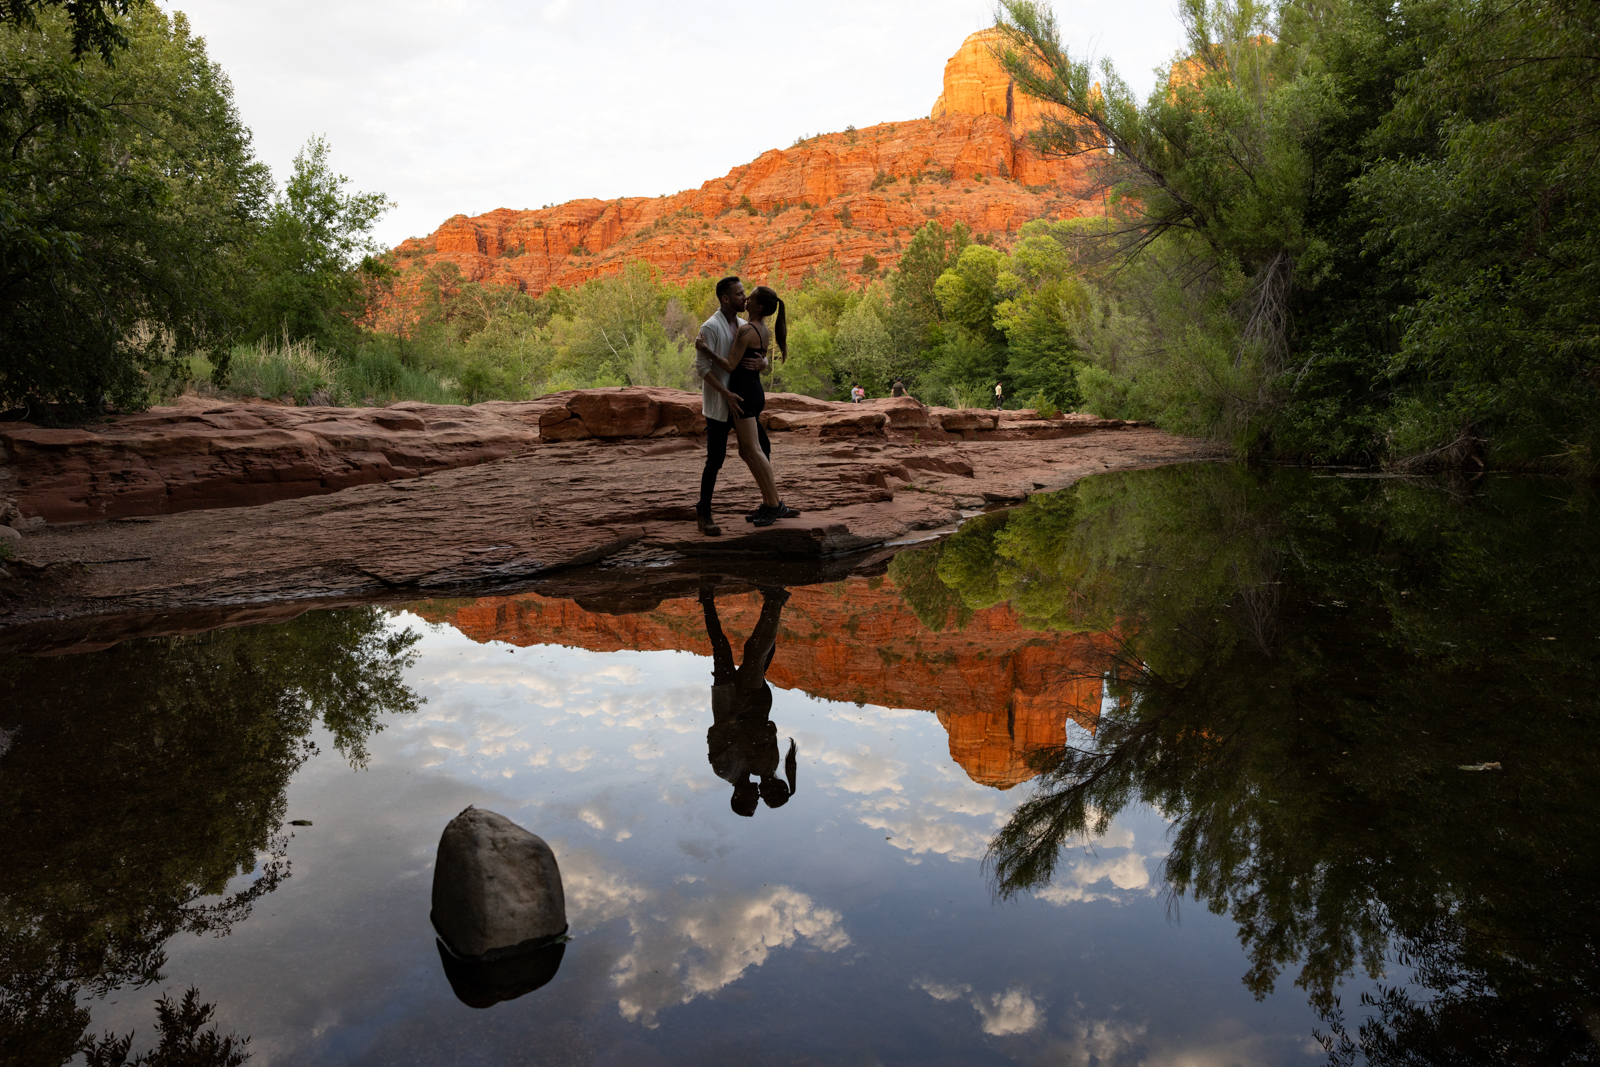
165,0,1188,248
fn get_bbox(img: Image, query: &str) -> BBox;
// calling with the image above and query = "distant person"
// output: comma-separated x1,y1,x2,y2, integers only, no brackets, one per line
994,381,1005,409
890,378,906,398
851,383,866,404
701,583,798,816
692,277,796,534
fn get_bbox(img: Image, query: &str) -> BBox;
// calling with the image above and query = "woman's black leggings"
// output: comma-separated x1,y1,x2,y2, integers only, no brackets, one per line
699,416,771,510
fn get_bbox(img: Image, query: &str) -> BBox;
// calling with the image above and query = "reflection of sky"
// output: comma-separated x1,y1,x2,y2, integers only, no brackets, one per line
86,610,1337,1065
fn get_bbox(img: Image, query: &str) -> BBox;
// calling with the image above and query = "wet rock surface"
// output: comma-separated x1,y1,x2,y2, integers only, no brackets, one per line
0,389,1219,630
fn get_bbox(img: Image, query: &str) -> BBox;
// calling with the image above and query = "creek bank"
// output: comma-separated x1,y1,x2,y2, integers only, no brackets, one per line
0,388,1220,633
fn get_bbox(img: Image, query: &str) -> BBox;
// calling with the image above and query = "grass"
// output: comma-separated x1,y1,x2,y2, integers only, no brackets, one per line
156,338,467,408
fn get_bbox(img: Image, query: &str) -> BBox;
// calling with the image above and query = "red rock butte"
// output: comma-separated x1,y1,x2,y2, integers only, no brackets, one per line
378,29,1102,322
411,577,1115,791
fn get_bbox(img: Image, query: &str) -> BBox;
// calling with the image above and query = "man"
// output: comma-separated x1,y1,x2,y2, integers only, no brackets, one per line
701,581,798,817
693,276,774,536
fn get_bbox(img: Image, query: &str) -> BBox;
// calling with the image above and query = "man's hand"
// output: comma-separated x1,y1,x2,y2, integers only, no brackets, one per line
723,390,744,419
738,355,769,373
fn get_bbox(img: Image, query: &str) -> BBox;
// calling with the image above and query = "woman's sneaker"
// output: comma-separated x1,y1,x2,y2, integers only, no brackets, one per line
750,501,797,527
745,501,801,522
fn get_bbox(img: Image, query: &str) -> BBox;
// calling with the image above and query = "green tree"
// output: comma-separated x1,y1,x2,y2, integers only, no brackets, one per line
239,136,391,356
0,0,139,61
1350,0,1600,470
831,298,893,393
896,463,1600,1064
0,6,270,410
0,608,422,1063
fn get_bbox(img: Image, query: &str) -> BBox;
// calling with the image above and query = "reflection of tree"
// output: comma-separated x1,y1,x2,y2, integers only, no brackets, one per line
901,465,1600,1063
0,608,421,1066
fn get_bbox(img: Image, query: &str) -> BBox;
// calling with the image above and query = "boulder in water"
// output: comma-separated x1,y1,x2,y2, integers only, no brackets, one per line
430,806,567,961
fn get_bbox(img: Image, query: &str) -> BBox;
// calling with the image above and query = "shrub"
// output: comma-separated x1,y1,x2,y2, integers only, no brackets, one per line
223,337,335,403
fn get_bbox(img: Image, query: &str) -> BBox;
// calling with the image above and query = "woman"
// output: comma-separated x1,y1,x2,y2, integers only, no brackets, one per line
706,285,798,527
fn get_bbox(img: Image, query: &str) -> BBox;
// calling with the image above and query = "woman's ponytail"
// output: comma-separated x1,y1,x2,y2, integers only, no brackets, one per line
774,297,788,362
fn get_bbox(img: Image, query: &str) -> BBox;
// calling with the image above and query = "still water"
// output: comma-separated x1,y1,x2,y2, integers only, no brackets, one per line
3,463,1597,1066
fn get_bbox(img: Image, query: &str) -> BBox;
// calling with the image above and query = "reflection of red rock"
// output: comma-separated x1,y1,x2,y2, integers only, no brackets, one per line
412,577,1113,790
374,33,1106,324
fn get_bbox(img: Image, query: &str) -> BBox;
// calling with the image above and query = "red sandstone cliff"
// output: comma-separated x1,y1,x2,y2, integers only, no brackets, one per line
380,31,1103,318
412,576,1113,790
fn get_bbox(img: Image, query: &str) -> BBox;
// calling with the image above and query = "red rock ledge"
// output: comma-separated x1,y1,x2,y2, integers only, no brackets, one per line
0,388,1219,629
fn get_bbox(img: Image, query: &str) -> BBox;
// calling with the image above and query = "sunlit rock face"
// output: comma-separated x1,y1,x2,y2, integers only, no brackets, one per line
414,580,1111,790
929,27,1072,135
374,33,1103,324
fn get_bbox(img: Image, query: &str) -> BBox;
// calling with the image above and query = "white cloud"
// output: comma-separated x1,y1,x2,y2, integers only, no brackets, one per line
166,0,1190,248
915,979,1045,1036
913,978,971,1002
558,746,597,771
975,988,1046,1036
611,885,851,1026
862,812,989,863
819,746,906,795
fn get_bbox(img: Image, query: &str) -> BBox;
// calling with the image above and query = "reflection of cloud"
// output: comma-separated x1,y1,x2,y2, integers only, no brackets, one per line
561,849,650,928
915,979,1045,1036
820,746,905,794
558,746,596,771
861,813,988,862
613,884,849,1026
1074,852,1149,890
1033,1018,1151,1065
629,739,664,761
975,989,1046,1035
913,978,970,1002
1035,849,1153,906
560,852,851,1027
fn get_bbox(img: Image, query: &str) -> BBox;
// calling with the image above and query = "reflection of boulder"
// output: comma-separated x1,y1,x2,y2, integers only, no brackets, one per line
430,806,567,1007
435,937,566,1009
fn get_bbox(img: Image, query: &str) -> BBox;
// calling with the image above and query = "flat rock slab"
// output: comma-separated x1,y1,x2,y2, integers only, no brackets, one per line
0,411,1220,630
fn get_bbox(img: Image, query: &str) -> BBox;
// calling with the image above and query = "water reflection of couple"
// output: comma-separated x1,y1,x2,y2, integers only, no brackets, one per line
693,276,801,537
700,583,797,817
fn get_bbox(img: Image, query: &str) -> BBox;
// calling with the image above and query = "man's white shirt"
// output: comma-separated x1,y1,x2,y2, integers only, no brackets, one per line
696,312,740,422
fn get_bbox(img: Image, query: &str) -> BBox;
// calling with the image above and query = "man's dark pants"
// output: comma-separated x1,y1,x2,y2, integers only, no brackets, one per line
699,415,771,511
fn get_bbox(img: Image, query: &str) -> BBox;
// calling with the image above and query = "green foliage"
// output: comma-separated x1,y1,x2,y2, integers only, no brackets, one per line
81,988,249,1067
0,607,421,1062
996,0,1600,469
237,137,391,357
0,6,270,410
831,295,894,392
896,463,1600,1063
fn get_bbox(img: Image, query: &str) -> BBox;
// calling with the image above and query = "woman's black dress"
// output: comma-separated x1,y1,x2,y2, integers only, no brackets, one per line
727,326,767,419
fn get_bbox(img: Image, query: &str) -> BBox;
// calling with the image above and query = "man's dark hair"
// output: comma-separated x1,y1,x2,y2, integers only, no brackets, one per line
715,276,742,300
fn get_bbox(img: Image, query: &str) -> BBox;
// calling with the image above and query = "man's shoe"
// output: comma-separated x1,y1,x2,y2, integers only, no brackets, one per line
751,502,792,528
745,501,801,522
696,506,721,536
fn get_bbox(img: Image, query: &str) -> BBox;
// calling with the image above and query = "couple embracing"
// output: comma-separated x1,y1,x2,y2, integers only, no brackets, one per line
692,275,800,536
